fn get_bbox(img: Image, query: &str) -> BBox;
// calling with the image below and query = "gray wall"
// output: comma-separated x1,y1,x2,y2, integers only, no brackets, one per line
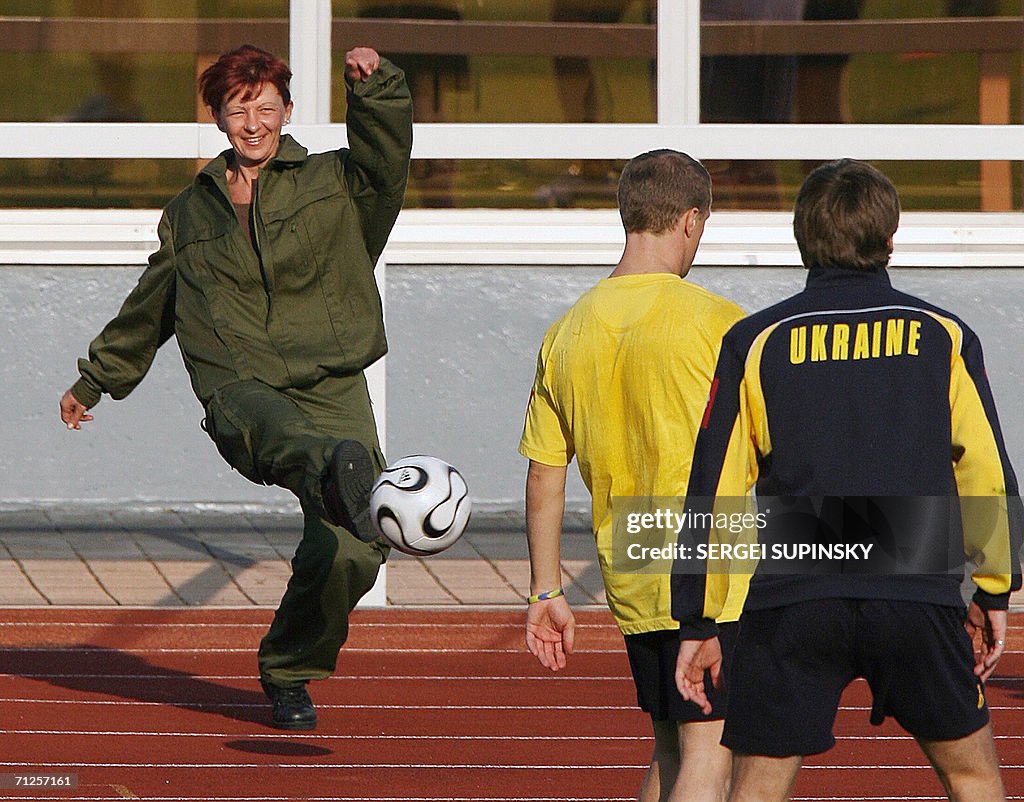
4,264,1023,512
3,266,276,506
385,265,1024,512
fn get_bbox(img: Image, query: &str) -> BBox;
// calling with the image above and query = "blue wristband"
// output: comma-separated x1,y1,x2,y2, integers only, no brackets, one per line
527,587,565,604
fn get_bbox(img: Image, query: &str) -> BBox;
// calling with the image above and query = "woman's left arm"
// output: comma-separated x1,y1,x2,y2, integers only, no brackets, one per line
342,48,414,265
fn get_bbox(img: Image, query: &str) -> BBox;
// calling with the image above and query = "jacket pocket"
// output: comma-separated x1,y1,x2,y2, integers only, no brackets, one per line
204,388,265,485
262,181,343,225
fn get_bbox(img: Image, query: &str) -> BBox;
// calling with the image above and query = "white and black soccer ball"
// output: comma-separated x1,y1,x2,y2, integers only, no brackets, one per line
370,455,472,555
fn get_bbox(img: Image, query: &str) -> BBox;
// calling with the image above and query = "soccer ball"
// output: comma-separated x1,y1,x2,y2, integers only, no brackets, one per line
370,455,472,555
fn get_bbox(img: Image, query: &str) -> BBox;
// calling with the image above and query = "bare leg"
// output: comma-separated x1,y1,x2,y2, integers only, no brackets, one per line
638,719,732,802
669,719,732,802
917,723,1006,802
728,753,802,802
639,719,679,802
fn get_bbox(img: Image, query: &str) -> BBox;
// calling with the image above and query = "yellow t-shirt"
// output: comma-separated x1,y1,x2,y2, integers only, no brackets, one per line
519,273,747,634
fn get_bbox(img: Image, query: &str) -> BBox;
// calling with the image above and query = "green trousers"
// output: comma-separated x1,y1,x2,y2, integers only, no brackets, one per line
203,374,388,688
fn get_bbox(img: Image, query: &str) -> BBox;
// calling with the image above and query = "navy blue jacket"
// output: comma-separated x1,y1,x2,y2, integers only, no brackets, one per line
672,267,1022,639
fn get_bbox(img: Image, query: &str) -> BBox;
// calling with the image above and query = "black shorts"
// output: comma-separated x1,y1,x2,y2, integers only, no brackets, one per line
723,599,989,757
624,622,737,722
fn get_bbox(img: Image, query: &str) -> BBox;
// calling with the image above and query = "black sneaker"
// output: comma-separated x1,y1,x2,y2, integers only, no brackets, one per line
261,680,317,731
323,439,377,542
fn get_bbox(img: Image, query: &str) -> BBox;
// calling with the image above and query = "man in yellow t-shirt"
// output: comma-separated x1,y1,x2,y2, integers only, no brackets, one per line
519,149,749,802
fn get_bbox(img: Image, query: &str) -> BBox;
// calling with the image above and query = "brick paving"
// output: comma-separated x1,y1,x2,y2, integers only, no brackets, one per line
0,506,606,609
2,505,1020,612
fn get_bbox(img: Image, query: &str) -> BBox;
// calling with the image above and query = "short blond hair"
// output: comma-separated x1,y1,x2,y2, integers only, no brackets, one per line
618,150,711,235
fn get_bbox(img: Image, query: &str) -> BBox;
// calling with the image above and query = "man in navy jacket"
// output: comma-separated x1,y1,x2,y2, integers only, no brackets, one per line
673,159,1021,801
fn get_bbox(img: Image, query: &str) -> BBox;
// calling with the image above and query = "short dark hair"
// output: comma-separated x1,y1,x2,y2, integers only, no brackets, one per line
199,44,292,114
617,150,712,235
793,159,900,272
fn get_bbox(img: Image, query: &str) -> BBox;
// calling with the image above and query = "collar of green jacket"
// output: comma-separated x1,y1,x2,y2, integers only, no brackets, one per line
198,134,310,184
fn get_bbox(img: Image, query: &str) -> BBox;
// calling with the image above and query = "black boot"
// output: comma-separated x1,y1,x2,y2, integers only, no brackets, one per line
322,439,377,542
261,680,317,730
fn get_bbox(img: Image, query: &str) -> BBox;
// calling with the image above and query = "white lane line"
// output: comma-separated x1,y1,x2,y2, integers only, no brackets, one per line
1,698,1022,713
0,762,648,770
3,729,1023,742
802,764,1024,770
0,698,640,710
0,794,1011,802
0,648,624,655
0,730,649,741
10,672,1023,683
0,623,271,628
0,674,633,681
833,734,1023,740
2,761,1023,771
0,797,1018,802
0,797,637,802
0,622,616,630
2,647,1021,656
791,798,1024,801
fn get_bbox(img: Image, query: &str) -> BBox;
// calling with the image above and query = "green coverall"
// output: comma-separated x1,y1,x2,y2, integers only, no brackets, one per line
69,59,413,688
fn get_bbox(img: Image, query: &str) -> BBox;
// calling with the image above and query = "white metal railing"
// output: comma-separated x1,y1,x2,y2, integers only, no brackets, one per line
3,122,1024,161
5,208,1024,268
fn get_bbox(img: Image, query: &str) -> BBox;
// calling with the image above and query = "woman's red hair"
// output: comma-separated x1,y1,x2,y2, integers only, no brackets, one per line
199,44,292,113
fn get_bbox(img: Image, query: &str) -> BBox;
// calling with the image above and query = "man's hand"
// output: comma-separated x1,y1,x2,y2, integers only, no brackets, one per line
675,637,722,715
60,389,93,430
525,595,576,671
345,47,381,82
966,601,1007,682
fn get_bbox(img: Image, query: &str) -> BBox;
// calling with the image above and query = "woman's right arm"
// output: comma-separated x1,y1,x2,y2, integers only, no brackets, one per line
63,211,178,417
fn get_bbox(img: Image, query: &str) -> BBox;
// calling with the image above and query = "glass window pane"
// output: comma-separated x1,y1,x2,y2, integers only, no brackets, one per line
0,2,288,123
0,159,197,208
700,0,1024,126
400,159,1023,212
331,1,657,124
714,159,1022,213
0,158,1017,212
408,159,623,209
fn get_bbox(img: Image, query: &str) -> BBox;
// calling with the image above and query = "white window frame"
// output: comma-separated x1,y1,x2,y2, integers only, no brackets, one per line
2,1,1023,161
0,0,1023,265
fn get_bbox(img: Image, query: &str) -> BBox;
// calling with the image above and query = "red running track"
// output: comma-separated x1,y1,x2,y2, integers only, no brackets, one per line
0,607,1021,801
